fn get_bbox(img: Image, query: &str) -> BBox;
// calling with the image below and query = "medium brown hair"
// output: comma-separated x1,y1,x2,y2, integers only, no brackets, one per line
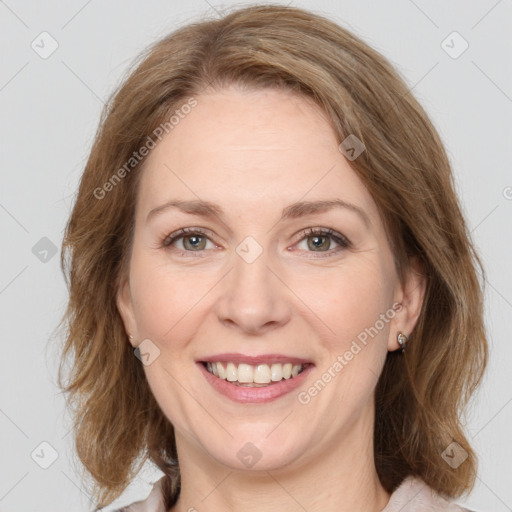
57,4,488,508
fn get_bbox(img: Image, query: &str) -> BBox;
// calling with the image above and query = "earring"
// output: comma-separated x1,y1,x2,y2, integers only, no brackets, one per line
128,334,134,342
397,332,408,352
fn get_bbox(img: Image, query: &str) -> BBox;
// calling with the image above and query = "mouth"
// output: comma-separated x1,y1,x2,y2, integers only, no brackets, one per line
200,361,311,387
196,354,314,403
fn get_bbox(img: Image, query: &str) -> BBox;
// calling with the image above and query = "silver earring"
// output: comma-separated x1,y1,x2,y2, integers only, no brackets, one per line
397,332,408,352
128,334,134,342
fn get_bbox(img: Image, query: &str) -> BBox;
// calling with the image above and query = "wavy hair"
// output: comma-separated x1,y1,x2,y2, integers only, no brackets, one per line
57,4,488,509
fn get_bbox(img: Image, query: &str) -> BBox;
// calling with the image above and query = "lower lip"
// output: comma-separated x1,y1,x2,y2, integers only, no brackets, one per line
197,362,314,403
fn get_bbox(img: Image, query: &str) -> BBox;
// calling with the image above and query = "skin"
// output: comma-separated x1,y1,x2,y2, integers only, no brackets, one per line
117,86,426,512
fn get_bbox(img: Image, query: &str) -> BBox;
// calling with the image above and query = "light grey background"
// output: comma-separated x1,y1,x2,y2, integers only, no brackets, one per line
0,1,511,511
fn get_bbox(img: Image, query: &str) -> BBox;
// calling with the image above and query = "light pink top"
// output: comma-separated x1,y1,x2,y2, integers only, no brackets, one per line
116,475,475,512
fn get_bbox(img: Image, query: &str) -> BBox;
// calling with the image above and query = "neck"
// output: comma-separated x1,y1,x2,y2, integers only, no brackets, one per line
169,408,391,512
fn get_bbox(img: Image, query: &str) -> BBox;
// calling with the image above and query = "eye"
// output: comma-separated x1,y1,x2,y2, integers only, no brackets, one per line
162,228,216,253
161,227,351,257
294,228,351,255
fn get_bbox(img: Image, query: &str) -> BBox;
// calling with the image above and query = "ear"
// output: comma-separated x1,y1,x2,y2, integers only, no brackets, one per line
388,256,427,351
116,276,138,348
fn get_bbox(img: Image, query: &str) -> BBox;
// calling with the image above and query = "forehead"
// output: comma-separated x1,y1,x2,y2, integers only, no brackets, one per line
136,86,379,222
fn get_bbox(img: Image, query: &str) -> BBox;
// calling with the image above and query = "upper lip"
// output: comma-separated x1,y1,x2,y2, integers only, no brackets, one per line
197,353,313,365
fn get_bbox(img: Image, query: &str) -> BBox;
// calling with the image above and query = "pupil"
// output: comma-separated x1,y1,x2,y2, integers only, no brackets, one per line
309,235,329,251
185,235,204,250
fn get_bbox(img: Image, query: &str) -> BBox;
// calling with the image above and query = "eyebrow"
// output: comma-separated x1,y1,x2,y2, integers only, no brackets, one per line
146,198,371,228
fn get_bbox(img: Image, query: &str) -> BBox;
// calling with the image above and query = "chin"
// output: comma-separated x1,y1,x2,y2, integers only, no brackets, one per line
195,425,309,472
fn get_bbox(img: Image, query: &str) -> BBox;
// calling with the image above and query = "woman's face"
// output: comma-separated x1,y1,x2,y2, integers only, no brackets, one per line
118,86,422,472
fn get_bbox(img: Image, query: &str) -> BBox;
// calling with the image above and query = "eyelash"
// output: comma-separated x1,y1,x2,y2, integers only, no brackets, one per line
161,227,351,258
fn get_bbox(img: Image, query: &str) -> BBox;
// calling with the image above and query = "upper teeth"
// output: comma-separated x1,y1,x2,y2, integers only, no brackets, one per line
206,362,305,384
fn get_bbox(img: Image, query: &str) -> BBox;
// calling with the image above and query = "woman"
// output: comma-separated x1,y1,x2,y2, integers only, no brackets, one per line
58,5,487,512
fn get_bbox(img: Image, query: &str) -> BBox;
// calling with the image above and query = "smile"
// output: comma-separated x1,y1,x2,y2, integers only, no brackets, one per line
197,354,314,403
203,361,307,386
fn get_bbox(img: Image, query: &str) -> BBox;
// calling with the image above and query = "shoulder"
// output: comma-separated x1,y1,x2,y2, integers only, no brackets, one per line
383,476,480,512
111,477,167,512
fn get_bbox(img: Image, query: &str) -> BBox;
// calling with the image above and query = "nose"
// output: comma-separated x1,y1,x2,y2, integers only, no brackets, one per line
214,249,292,335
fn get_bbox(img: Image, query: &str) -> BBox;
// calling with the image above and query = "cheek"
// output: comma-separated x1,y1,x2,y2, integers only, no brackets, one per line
293,254,395,346
307,262,393,408
129,251,215,346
